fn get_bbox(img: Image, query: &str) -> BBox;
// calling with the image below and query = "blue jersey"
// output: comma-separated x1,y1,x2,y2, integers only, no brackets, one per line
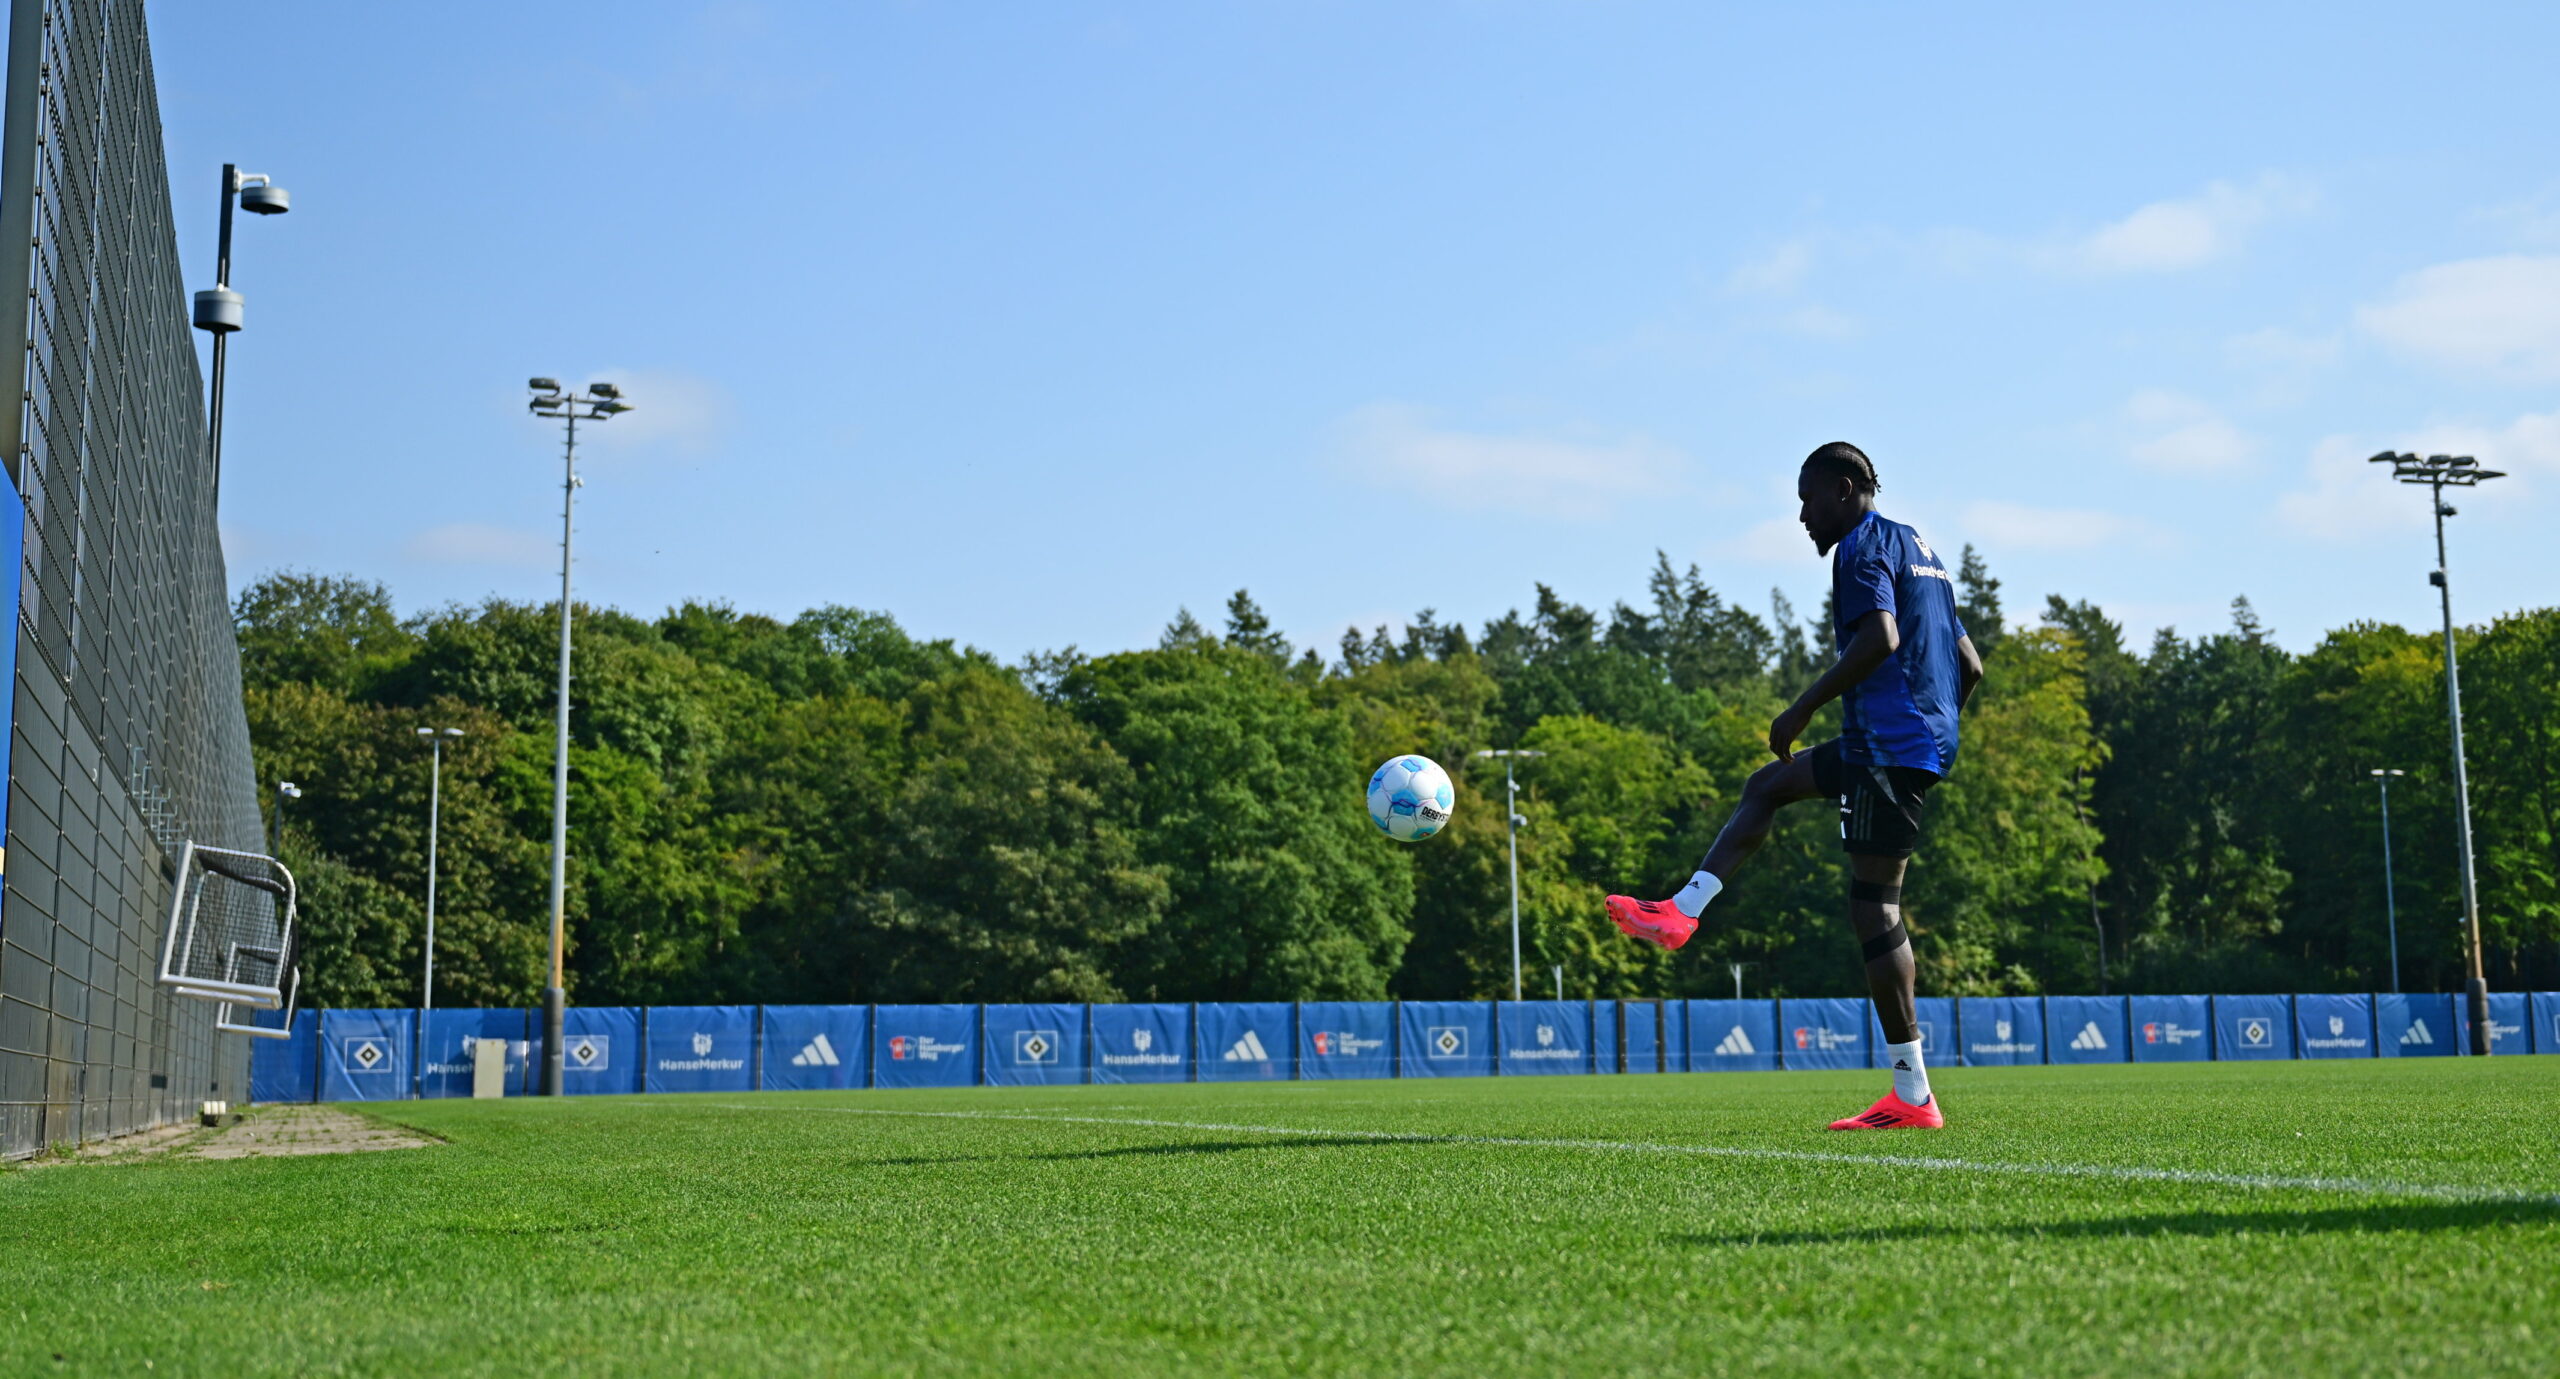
1831,511,1967,774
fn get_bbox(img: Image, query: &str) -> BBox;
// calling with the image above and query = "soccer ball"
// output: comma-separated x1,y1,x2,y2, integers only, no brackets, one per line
1366,754,1455,842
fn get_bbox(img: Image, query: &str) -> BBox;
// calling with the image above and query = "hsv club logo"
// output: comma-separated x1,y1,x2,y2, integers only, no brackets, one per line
889,1035,911,1060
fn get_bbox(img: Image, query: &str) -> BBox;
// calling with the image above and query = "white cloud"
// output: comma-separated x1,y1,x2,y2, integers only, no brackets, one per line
1733,516,1816,563
1335,404,1687,520
2224,326,2341,371
2354,255,2560,380
1727,240,1812,295
406,523,556,569
2123,390,2258,474
1958,500,2162,553
1776,305,1863,340
2057,176,2309,274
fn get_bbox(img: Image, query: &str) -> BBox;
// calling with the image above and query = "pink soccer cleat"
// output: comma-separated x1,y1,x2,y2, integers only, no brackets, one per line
1606,895,1698,951
1828,1090,1945,1131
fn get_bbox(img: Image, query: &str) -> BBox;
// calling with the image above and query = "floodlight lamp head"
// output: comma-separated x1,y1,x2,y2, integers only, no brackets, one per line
239,182,289,215
587,382,621,400
277,781,301,800
529,377,560,393
443,728,466,739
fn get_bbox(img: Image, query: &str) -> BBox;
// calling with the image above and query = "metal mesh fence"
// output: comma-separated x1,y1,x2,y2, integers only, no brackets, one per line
0,0,262,1156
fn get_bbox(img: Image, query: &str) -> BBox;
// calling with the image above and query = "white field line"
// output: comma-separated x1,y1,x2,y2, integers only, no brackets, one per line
698,1103,2560,1208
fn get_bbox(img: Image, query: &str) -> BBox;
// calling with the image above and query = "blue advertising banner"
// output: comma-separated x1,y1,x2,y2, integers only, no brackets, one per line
646,1006,756,1093
1957,997,2043,1067
2044,996,2127,1065
1497,1001,1591,1074
1866,997,1956,1064
759,1005,870,1090
250,1008,320,1103
1198,1003,1293,1081
983,1004,1087,1087
2294,994,2375,1059
874,1005,980,1087
1663,998,1690,1071
320,1008,416,1101
1090,1003,1190,1083
2456,992,2528,1054
1591,1001,1617,1073
1780,998,1870,1070
561,1007,642,1094
1620,1001,1659,1072
421,1008,530,1098
2376,993,2457,1057
1689,999,1778,1072
2128,995,2212,1061
2214,995,2293,1061
2535,993,2560,1054
1397,1001,1492,1077
1297,1001,1394,1080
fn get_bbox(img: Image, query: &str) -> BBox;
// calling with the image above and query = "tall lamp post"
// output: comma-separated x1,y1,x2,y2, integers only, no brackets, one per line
2370,451,2503,1054
2370,769,2405,995
416,729,464,1013
190,165,291,500
528,380,634,1095
1473,749,1545,1001
268,780,300,857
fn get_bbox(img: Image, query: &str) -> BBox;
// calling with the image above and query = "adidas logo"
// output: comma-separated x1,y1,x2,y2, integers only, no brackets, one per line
790,1033,841,1068
2401,1018,2434,1046
2069,1021,2108,1051
1222,1030,1272,1062
1714,1025,1756,1056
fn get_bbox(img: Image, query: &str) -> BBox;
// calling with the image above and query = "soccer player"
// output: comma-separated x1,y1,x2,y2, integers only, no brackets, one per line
1606,442,1982,1130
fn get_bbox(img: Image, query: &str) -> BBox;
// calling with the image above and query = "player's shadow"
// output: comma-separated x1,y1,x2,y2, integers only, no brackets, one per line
1666,1198,2557,1249
862,1137,1360,1169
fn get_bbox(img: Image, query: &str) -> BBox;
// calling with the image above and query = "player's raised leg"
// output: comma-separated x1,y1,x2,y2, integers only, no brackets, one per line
1606,752,1823,950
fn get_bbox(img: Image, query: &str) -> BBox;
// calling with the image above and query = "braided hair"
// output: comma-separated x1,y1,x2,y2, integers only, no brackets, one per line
1802,441,1880,495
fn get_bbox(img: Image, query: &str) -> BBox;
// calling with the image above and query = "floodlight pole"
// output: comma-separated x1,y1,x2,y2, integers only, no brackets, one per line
1475,749,1545,1001
190,163,290,503
268,780,299,858
418,729,462,1015
528,381,632,1095
2371,451,2501,1054
2371,769,2405,995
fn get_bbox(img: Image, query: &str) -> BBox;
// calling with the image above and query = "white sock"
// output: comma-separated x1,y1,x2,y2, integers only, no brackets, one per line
1885,1038,1931,1106
1671,871,1723,919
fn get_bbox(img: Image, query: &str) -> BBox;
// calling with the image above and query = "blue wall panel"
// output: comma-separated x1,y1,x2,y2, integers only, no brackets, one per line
249,1008,320,1103
2294,994,2375,1059
561,1007,643,1094
759,1005,869,1089
2375,993,2458,1057
1664,999,1690,1071
320,1008,415,1101
1619,1001,1659,1072
2045,996,2128,1064
421,1008,530,1098
1591,1001,1617,1073
873,1004,979,1087
2128,996,2212,1061
2457,992,2529,1054
1958,997,2044,1067
1497,1001,1591,1075
2214,995,2293,1060
1297,1002,1395,1080
1780,998,1871,1070
1198,1003,1293,1081
1688,999,1778,1072
2535,993,2560,1054
1091,1004,1191,1083
983,1004,1088,1086
646,1006,757,1093
1398,1001,1492,1077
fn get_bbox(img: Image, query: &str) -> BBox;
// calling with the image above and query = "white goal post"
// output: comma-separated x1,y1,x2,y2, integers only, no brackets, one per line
156,841,298,1011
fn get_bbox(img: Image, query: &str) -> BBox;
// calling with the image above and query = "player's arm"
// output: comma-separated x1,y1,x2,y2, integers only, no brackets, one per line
1769,610,1897,759
1956,633,1984,709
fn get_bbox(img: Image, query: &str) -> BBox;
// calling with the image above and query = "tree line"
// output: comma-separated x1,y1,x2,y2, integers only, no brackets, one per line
235,552,2560,1011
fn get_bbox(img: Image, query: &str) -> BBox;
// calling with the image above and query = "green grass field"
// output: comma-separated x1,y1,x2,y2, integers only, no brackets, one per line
6,1059,2557,1377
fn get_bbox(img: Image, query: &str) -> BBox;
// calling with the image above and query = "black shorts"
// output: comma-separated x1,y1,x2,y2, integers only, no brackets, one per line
1809,738,1940,859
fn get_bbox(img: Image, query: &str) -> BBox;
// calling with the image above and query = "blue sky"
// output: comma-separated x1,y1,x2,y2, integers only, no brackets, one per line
155,3,2560,661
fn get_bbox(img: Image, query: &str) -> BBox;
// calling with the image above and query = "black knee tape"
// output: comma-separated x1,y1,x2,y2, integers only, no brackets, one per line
1850,879,1903,906
1861,922,1909,963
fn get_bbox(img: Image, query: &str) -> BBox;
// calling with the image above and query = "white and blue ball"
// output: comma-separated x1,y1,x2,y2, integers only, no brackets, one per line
1366,754,1455,842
